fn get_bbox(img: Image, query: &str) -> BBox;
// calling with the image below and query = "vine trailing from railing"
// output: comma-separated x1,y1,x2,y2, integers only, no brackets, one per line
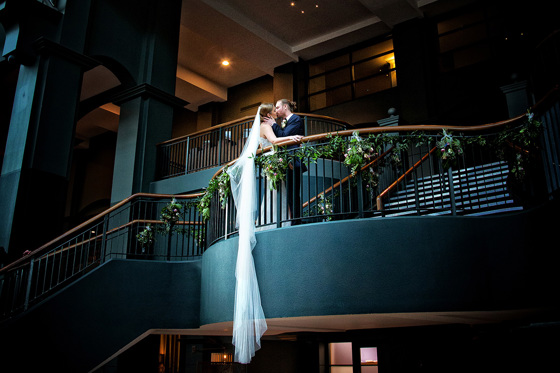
136,224,155,248
495,110,543,181
253,145,290,190
435,129,464,169
160,198,184,233
197,166,232,221
136,197,205,249
194,109,542,222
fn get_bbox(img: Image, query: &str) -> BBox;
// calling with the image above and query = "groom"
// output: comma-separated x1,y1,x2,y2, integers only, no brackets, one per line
269,99,306,223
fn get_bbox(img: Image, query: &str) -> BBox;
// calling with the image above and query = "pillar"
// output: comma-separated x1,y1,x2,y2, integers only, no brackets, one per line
0,0,94,257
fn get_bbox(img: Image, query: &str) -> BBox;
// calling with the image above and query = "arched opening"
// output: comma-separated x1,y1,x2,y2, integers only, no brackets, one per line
65,63,124,228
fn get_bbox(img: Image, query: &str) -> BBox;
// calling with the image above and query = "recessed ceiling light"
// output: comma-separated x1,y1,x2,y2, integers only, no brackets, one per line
222,60,230,66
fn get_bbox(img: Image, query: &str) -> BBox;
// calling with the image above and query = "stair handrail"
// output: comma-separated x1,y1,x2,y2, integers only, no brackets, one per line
376,146,438,211
0,192,203,274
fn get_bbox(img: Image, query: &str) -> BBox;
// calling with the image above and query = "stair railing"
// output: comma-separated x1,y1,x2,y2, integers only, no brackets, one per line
0,193,203,321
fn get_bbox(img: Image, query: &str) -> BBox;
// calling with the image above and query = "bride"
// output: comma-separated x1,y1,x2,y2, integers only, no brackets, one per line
256,103,302,229
226,103,301,364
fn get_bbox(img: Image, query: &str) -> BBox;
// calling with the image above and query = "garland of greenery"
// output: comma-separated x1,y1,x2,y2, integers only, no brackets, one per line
134,110,542,251
253,145,289,190
194,110,541,222
197,165,231,221
136,224,154,248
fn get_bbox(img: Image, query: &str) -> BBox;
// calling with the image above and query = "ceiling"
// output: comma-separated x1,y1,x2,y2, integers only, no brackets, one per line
78,0,473,140
175,0,469,111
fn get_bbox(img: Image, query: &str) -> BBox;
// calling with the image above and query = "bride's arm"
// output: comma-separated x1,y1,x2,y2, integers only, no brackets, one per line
260,124,302,144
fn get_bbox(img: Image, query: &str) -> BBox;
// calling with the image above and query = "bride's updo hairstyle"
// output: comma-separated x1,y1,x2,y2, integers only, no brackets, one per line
277,99,297,112
259,103,274,118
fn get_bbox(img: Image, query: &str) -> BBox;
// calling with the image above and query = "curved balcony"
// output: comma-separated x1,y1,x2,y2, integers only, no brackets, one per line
197,88,560,329
204,95,559,245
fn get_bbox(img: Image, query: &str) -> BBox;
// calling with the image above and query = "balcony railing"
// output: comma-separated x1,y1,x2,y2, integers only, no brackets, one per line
204,89,560,245
0,193,204,320
156,113,351,179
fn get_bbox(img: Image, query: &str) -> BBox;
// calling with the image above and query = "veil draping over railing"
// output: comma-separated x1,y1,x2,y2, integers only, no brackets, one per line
226,108,267,364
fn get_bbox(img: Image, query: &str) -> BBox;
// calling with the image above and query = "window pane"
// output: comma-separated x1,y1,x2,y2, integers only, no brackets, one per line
309,55,350,76
309,68,351,94
361,367,378,373
309,85,352,110
354,53,395,80
353,39,393,62
309,92,327,111
360,347,378,364
330,342,353,365
327,85,352,106
331,367,353,373
309,76,327,95
354,73,395,97
361,347,378,373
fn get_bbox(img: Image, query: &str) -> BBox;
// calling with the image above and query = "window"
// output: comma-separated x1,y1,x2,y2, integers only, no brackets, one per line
329,342,353,373
308,38,396,111
360,347,378,373
329,343,379,373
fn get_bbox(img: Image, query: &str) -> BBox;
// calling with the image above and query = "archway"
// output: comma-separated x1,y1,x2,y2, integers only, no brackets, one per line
66,61,129,228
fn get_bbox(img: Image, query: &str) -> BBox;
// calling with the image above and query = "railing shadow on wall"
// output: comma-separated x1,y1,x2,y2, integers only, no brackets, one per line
156,114,351,179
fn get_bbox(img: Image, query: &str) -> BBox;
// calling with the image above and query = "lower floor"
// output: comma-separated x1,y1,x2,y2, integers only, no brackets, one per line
95,319,559,373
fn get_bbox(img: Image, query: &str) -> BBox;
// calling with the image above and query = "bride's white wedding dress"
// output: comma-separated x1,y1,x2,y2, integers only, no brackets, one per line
257,137,291,230
226,109,267,364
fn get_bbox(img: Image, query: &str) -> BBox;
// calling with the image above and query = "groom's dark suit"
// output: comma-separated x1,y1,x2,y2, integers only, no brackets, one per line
272,114,305,223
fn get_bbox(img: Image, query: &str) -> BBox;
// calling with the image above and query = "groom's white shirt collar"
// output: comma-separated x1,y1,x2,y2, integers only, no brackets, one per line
285,113,293,122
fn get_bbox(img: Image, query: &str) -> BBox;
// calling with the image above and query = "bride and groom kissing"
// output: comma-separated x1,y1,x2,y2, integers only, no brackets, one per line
258,99,305,224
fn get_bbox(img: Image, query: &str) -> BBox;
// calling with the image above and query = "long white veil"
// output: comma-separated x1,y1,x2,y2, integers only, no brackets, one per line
226,107,267,364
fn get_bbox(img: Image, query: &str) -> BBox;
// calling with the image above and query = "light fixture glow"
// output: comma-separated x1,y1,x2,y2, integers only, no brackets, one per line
221,60,230,66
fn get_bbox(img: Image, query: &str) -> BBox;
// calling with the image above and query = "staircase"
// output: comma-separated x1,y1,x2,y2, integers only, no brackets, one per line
383,161,523,216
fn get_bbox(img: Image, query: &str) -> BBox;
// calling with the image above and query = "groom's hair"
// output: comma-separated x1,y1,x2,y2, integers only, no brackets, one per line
278,99,297,112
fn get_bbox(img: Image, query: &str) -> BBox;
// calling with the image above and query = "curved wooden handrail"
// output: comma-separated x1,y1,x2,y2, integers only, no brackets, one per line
157,112,351,146
205,109,530,184
0,192,203,273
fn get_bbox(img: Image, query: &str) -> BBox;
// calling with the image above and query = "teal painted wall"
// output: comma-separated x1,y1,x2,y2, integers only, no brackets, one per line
201,202,559,325
0,259,202,372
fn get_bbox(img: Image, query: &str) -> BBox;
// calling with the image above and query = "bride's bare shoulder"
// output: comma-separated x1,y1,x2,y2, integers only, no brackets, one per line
260,123,273,132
